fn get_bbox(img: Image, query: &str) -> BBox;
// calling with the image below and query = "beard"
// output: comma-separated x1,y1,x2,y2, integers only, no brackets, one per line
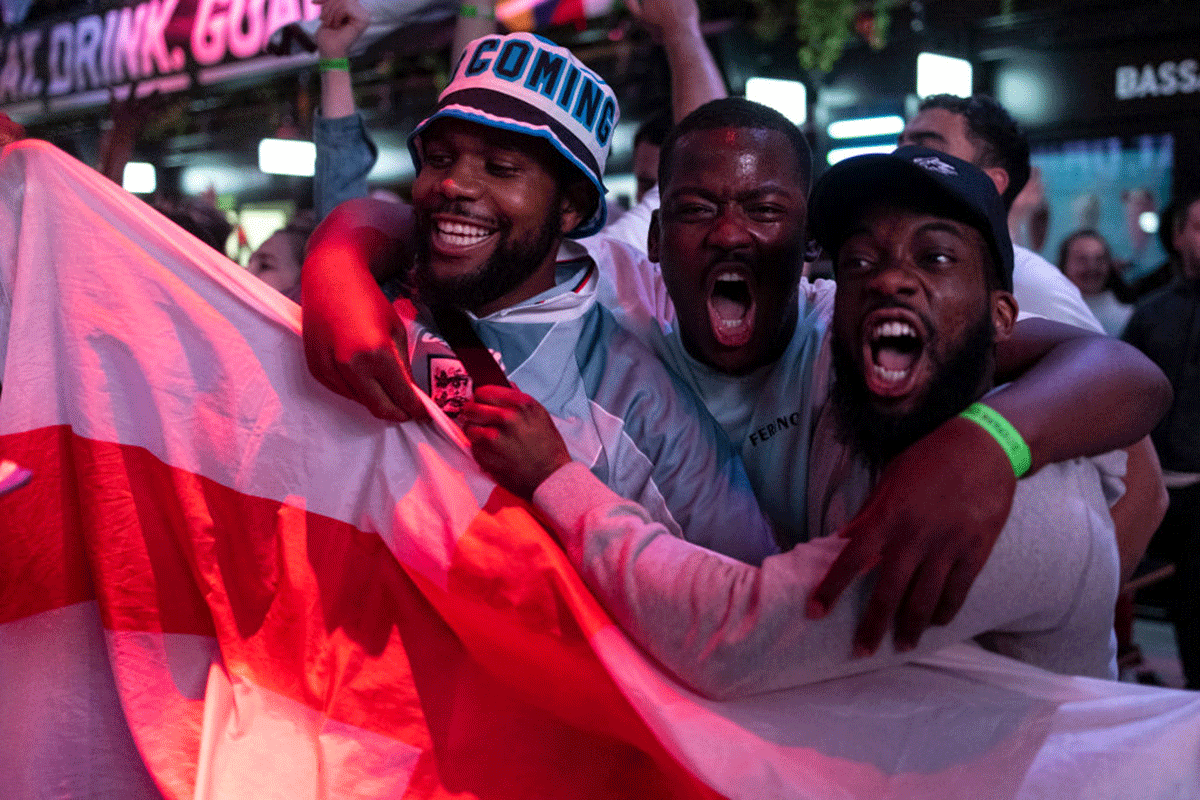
831,310,995,470
414,202,562,314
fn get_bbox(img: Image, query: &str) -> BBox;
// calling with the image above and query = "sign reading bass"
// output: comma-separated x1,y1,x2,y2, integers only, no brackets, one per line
0,0,320,104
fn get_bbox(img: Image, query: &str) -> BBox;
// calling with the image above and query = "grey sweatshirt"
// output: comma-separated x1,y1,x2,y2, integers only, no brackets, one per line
533,453,1121,700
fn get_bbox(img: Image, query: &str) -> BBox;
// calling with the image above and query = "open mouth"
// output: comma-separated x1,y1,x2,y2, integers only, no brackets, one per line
863,315,925,398
432,218,497,252
707,270,756,347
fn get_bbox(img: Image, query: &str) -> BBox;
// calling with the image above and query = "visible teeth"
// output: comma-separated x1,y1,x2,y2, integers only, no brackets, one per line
720,318,743,328
717,272,745,283
437,221,493,246
873,364,908,382
872,320,916,339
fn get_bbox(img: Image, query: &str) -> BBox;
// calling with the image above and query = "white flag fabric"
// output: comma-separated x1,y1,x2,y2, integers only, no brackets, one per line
0,139,1197,800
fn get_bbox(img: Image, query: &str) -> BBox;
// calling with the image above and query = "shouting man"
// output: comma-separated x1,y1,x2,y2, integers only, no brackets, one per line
463,146,1130,692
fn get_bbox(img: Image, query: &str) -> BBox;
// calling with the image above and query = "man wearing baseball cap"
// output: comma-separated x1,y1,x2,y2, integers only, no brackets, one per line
456,146,1129,691
301,32,778,565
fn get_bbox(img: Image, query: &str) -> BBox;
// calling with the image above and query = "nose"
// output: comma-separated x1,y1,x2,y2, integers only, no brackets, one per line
865,260,920,299
437,162,481,200
705,204,753,250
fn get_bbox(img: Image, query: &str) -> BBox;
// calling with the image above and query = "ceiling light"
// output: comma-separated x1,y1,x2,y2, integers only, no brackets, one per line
917,53,972,98
258,138,316,177
827,115,905,140
745,77,807,125
826,143,896,165
123,162,156,194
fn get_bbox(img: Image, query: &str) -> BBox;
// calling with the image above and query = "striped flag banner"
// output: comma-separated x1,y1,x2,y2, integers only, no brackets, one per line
0,139,1197,800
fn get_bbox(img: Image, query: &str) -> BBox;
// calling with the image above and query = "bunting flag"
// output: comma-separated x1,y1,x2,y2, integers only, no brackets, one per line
1,139,1198,800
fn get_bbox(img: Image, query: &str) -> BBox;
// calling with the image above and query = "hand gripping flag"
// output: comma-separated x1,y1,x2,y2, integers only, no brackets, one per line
1,139,1198,800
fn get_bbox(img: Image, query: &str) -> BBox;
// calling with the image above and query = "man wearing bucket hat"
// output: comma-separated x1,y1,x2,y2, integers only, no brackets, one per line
302,32,778,565
459,146,1129,689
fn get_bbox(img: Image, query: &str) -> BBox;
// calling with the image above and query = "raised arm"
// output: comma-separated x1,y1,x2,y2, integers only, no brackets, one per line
301,197,425,420
312,0,377,219
809,318,1171,654
627,0,727,122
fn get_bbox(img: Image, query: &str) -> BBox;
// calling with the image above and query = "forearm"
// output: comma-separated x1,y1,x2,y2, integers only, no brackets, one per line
305,197,413,284
534,464,1089,698
319,67,357,119
990,318,1171,472
659,16,726,122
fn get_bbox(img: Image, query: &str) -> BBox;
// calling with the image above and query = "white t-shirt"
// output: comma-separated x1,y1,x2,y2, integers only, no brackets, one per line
1012,245,1105,332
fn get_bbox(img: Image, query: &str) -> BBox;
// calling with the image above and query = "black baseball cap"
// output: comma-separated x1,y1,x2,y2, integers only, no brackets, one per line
809,145,1014,291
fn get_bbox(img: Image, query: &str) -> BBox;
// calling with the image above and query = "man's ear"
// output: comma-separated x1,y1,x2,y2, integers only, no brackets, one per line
648,208,662,263
990,290,1018,342
558,181,592,235
983,166,1009,200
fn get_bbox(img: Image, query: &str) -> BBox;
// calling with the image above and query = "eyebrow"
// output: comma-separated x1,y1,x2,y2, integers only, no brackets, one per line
839,217,971,246
914,219,971,240
666,184,799,202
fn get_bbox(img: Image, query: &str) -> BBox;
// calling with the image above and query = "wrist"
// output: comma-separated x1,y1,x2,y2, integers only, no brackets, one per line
958,402,1032,478
319,56,350,72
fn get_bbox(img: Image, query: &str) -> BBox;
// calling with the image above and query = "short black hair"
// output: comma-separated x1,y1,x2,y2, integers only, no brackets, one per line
156,198,233,254
658,97,812,195
917,94,1030,209
633,110,672,150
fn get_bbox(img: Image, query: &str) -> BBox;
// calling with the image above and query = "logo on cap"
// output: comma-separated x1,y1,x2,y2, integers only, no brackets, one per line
913,156,958,176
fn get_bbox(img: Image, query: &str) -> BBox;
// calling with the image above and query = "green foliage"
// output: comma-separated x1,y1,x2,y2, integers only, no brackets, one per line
740,0,896,73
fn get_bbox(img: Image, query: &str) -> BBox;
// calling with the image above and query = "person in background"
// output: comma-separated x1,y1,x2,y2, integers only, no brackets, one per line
1114,197,1178,303
247,211,317,301
900,94,1102,331
1007,164,1049,254
1057,229,1132,337
311,0,378,221
631,110,671,205
1123,186,1200,690
154,197,234,255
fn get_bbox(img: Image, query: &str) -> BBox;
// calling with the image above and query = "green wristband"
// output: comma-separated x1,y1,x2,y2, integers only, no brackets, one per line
460,4,495,18
959,402,1032,478
319,57,350,72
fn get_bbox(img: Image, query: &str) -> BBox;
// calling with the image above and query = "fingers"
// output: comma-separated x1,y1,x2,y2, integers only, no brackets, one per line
805,525,881,619
471,384,532,410
304,336,357,400
373,351,426,421
891,556,955,652
849,543,923,656
458,399,512,429
931,556,983,626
